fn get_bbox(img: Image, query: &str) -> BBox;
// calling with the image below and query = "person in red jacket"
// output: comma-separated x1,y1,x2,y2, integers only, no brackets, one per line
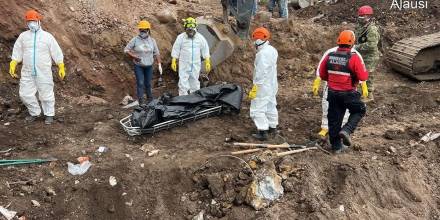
319,30,368,153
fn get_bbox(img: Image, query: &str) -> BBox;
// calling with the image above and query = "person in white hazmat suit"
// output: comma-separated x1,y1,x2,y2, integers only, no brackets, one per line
312,46,367,137
9,10,65,125
171,17,211,96
248,27,279,141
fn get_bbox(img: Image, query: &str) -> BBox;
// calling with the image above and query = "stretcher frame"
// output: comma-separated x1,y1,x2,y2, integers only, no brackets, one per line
120,105,223,136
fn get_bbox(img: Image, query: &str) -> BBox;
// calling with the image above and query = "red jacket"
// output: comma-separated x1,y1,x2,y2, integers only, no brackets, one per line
319,47,368,91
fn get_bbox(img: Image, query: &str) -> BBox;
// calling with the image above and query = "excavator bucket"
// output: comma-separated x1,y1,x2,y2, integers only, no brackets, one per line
387,32,440,81
197,17,237,70
222,0,255,39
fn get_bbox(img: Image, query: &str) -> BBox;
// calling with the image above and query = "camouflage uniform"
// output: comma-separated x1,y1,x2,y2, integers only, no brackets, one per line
355,21,380,94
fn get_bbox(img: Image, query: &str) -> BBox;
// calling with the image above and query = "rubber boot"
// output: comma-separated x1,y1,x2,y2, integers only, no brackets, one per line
252,130,268,141
25,115,38,123
45,116,54,125
268,127,278,135
339,130,352,147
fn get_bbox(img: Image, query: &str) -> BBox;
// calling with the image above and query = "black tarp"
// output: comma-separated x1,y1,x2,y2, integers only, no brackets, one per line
131,84,243,129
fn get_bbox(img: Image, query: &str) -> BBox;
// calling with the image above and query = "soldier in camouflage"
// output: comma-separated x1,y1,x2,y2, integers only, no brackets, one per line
355,5,380,101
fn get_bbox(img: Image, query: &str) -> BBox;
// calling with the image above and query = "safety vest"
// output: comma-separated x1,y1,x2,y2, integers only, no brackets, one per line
326,51,356,86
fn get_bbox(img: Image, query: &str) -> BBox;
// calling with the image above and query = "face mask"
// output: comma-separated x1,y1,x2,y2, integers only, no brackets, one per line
358,16,370,25
139,30,149,39
254,39,266,49
186,28,196,38
28,21,40,32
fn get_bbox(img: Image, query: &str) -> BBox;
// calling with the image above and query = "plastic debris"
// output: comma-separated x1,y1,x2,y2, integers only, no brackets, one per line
4,122,10,126
31,200,41,207
97,146,109,153
339,205,345,212
67,161,92,175
77,156,90,163
148,150,160,157
192,210,204,220
109,176,117,187
120,95,134,106
0,206,17,220
421,131,440,143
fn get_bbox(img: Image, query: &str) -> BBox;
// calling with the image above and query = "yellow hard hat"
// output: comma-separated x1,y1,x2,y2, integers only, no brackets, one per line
183,17,197,28
137,20,151,29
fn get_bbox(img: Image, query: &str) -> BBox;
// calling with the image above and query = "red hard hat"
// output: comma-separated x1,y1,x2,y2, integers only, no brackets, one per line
358,5,373,16
25,10,42,21
252,27,271,41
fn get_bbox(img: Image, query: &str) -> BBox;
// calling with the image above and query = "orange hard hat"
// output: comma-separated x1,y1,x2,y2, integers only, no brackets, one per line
25,10,42,21
337,30,355,46
252,27,271,41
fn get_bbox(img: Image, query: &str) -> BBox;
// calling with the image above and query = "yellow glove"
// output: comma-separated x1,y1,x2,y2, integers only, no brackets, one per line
248,84,258,100
312,77,321,96
205,57,211,73
171,58,177,72
58,63,66,80
9,60,18,79
361,81,368,98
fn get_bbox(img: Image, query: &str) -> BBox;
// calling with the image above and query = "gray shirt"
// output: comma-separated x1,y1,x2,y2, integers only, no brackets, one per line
124,36,160,66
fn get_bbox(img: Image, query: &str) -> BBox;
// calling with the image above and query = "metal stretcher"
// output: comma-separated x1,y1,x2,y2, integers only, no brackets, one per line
120,105,223,136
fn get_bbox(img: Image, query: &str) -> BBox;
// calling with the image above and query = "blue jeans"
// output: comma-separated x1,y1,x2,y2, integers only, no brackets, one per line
134,64,153,103
268,0,288,18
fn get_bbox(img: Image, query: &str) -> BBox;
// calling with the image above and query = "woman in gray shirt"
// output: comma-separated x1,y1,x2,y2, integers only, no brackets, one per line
124,20,162,104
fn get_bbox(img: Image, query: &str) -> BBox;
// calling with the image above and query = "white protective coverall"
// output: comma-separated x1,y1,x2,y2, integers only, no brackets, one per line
316,46,365,129
250,42,279,131
11,28,64,117
171,32,210,96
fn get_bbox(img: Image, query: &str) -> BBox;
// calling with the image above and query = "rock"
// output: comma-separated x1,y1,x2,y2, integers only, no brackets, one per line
120,95,134,106
148,150,160,157
107,204,115,213
192,210,204,220
245,159,283,210
75,95,108,106
69,6,75,12
389,146,397,153
255,11,272,23
206,175,224,197
31,200,40,207
45,187,56,196
109,176,117,187
155,9,177,24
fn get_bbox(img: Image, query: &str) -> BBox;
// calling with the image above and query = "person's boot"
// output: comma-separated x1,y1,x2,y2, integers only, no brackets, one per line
268,127,278,135
333,145,349,154
45,116,54,125
339,130,352,147
25,115,38,123
318,128,328,137
252,130,268,141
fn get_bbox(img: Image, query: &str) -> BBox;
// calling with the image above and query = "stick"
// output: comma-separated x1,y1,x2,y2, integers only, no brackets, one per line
276,147,318,157
0,148,13,154
231,148,263,155
233,142,290,149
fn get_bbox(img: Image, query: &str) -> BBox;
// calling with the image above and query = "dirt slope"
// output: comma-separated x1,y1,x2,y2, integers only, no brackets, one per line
0,0,440,219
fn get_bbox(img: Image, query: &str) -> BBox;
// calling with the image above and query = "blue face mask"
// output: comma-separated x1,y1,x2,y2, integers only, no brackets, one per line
139,30,149,39
28,21,40,32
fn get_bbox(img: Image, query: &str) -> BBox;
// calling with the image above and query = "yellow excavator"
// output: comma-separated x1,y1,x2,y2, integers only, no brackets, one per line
388,32,440,81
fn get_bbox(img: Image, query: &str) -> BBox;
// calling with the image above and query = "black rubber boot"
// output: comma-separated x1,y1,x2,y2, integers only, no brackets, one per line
339,130,352,147
45,116,54,125
268,127,278,135
252,130,268,141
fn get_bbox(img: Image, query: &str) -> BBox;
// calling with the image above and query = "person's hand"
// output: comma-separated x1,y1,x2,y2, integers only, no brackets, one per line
312,77,321,96
171,58,177,72
9,60,18,79
58,63,66,80
248,84,258,100
205,57,211,73
361,81,369,98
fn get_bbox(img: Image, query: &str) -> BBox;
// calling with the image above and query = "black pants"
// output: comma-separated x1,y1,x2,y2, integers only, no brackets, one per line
327,89,366,150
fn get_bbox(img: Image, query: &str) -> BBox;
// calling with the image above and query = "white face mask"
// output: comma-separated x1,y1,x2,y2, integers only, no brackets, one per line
28,21,40,32
254,39,266,48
